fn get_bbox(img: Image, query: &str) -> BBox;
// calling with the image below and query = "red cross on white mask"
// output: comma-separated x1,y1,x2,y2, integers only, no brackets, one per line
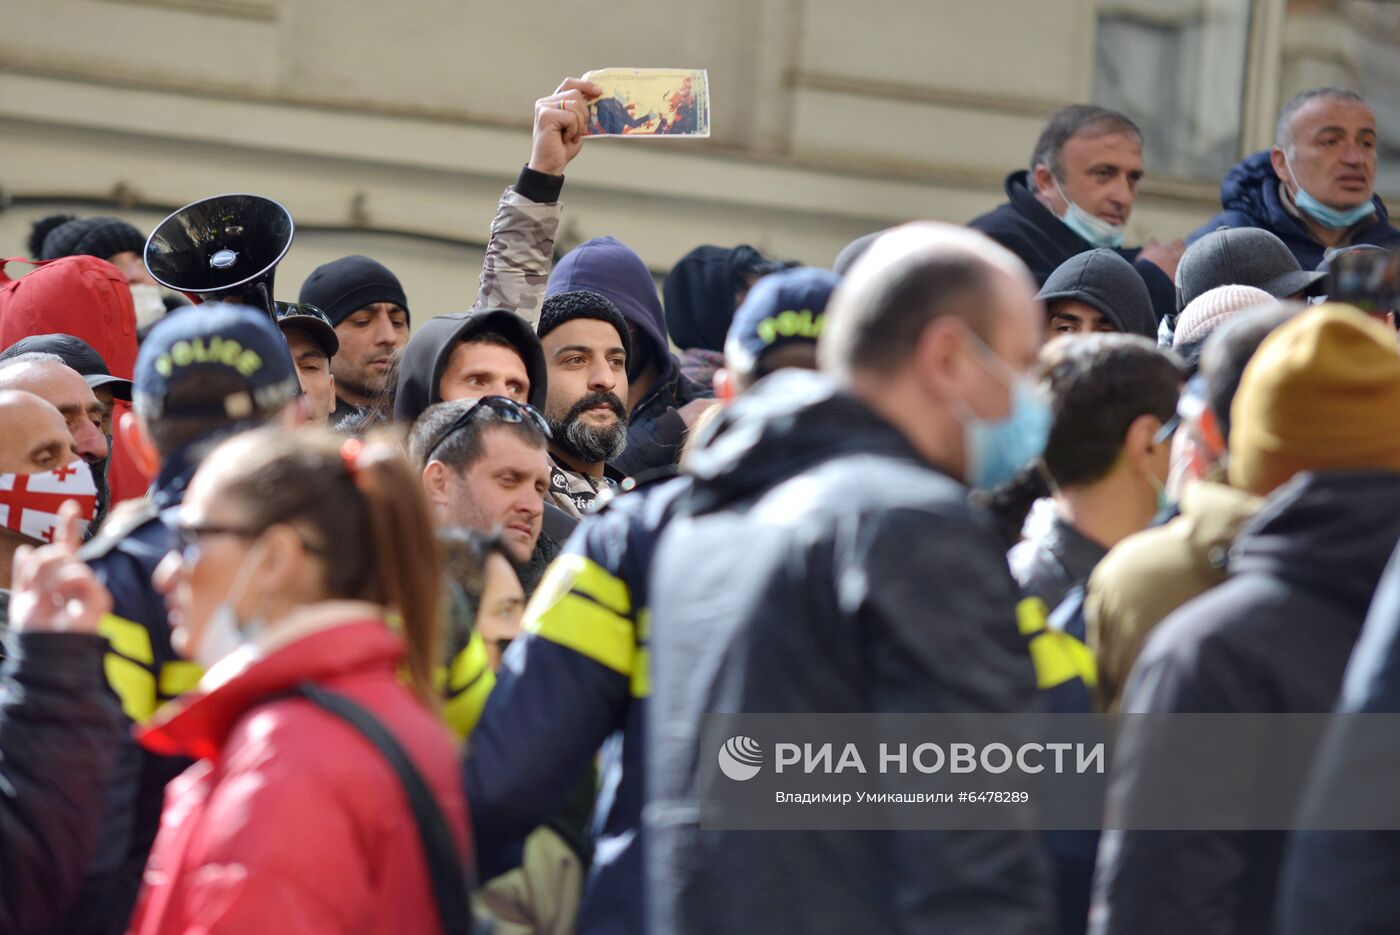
0,461,99,543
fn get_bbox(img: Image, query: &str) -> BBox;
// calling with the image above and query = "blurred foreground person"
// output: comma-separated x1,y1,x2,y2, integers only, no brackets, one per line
646,224,1055,934
1,491,122,934
1092,305,1400,935
128,429,470,934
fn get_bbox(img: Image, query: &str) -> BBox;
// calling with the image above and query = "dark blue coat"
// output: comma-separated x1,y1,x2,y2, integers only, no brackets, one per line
1189,151,1400,271
467,477,690,935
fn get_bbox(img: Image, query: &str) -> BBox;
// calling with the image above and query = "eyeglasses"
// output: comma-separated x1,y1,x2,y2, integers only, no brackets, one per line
174,522,259,557
424,396,552,464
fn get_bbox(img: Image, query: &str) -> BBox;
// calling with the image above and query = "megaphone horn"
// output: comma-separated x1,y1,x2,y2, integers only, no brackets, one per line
144,193,294,318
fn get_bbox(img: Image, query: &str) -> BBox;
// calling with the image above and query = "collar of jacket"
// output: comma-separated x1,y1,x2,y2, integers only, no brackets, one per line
1230,470,1400,612
150,442,204,510
633,367,709,418
1005,170,1097,256
1176,480,1263,570
137,606,402,761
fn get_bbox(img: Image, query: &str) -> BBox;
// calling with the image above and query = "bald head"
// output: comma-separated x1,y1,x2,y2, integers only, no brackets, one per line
819,222,1039,378
0,356,108,464
0,389,76,474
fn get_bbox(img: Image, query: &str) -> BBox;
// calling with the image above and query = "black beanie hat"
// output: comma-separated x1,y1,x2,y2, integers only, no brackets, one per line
537,290,633,361
30,214,146,262
298,255,410,327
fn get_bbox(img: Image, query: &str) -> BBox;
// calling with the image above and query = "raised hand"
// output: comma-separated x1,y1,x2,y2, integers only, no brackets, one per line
528,77,604,176
9,500,111,634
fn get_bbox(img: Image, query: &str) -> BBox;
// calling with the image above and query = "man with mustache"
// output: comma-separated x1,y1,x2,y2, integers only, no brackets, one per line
1191,88,1400,271
535,290,631,517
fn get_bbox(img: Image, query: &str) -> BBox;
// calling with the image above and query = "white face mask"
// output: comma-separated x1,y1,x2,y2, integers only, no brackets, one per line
130,284,167,331
191,540,267,670
1052,176,1127,249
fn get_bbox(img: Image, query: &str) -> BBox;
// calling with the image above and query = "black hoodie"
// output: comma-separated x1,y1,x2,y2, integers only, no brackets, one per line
1093,470,1400,935
645,369,1054,935
392,308,546,424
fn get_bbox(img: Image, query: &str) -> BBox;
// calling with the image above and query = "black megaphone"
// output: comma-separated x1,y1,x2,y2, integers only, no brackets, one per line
144,193,294,319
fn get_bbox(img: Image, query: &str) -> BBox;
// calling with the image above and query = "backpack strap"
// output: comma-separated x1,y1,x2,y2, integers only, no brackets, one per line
291,681,477,935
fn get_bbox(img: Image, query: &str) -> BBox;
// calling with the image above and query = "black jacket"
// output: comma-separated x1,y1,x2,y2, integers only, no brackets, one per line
645,370,1055,935
1277,537,1400,935
1091,470,1400,935
67,448,205,935
0,631,124,934
1189,151,1400,272
968,171,1176,325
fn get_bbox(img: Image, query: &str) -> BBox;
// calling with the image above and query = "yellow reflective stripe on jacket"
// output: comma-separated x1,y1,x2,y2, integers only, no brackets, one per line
525,555,635,677
563,553,632,617
100,612,158,723
160,661,204,700
439,631,496,740
1016,597,1098,691
630,610,651,699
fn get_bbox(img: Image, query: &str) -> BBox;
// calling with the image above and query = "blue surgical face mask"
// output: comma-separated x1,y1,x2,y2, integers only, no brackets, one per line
1053,176,1126,249
1283,153,1377,230
954,332,1052,490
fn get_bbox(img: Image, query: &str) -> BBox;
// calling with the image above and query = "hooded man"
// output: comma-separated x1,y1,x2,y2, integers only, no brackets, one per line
546,236,715,479
968,104,1183,324
1189,88,1400,272
393,308,547,424
662,243,794,387
1036,249,1159,341
0,254,148,506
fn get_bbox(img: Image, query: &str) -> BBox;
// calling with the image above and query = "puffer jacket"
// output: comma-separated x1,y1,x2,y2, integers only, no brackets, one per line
128,606,470,935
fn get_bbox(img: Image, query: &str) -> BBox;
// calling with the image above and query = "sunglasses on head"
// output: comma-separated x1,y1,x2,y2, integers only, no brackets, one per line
425,396,552,464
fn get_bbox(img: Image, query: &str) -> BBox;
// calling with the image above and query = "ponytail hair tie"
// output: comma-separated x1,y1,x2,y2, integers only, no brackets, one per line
340,438,366,488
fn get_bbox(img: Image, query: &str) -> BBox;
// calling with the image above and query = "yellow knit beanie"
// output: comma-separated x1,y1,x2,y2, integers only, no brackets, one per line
1229,303,1400,496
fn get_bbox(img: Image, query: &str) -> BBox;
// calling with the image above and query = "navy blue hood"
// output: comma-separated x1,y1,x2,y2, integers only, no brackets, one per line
1198,151,1400,271
546,236,677,385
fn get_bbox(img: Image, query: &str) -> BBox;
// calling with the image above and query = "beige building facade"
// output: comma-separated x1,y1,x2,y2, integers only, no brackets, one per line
1,0,1396,322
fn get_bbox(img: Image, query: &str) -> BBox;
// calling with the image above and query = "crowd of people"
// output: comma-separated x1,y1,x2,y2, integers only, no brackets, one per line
1,74,1399,935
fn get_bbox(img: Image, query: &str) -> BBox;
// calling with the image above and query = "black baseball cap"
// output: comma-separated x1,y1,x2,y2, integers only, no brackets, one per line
0,332,133,401
1177,228,1326,312
274,301,340,359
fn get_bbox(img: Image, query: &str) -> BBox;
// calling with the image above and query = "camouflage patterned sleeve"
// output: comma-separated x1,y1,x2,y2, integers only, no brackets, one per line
472,186,560,323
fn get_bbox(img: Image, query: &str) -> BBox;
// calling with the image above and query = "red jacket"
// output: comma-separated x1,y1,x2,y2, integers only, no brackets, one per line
129,606,470,935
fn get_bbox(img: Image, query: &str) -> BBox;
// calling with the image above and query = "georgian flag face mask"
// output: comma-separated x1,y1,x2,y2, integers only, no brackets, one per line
0,460,99,543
